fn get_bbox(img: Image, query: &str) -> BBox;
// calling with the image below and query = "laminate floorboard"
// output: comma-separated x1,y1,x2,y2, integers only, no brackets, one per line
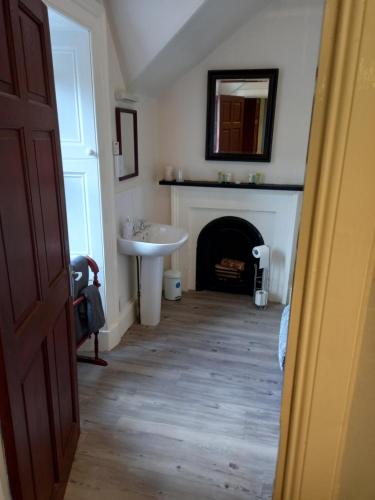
65,291,283,500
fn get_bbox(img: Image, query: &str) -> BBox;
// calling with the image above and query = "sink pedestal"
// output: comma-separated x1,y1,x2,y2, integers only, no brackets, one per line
117,222,188,326
140,256,164,326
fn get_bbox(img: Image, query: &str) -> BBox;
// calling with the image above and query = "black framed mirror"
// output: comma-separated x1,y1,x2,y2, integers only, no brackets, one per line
205,69,278,162
115,107,139,181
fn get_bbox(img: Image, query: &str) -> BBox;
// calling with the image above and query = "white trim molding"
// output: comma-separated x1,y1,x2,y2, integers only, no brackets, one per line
101,298,136,351
171,186,302,304
79,298,136,353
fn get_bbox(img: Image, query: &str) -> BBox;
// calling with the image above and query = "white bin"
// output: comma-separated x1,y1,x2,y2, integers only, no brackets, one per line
163,270,182,301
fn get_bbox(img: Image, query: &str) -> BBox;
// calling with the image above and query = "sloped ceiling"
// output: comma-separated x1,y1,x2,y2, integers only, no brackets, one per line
105,0,271,95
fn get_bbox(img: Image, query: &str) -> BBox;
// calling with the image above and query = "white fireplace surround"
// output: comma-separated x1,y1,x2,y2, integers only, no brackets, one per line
170,186,303,304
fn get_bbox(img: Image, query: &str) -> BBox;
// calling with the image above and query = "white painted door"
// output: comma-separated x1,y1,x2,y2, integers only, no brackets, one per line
49,11,105,301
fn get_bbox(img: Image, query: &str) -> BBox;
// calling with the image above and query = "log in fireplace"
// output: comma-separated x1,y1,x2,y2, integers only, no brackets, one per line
196,216,264,295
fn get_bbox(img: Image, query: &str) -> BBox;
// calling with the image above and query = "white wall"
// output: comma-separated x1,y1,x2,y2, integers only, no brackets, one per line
45,0,325,346
106,0,204,82
158,2,324,187
113,1,324,308
107,25,168,321
114,95,162,312
42,0,324,347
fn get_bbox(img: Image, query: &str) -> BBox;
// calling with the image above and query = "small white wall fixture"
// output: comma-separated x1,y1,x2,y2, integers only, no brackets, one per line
171,186,302,303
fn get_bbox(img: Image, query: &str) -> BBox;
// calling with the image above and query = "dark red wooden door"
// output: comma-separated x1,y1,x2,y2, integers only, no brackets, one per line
242,98,261,154
218,95,244,153
0,0,79,499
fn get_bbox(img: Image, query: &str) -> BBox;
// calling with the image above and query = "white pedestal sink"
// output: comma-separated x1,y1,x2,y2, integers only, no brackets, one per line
118,223,188,326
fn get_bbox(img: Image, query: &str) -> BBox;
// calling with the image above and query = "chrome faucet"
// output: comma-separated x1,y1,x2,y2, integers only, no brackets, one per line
133,218,151,235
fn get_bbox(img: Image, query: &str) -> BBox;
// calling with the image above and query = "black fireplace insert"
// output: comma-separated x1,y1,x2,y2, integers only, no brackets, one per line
196,216,264,295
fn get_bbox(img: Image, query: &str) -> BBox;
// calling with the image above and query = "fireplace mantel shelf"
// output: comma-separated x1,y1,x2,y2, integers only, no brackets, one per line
159,180,304,191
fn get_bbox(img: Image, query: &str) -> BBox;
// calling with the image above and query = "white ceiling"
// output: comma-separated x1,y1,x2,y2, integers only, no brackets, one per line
105,0,205,84
104,0,273,95
218,80,270,98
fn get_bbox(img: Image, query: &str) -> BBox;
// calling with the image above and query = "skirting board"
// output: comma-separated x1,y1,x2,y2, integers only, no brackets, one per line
78,298,136,353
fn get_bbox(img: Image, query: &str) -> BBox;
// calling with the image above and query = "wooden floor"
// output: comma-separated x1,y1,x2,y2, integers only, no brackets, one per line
65,291,283,500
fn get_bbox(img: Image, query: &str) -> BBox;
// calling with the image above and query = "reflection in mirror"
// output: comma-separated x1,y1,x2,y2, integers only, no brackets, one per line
216,79,269,154
206,69,278,162
115,108,138,181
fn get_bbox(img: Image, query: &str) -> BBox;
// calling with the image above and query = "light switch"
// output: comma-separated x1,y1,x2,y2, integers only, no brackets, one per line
112,140,120,156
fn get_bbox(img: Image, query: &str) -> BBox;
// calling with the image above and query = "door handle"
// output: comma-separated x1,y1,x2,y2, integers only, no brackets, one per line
87,148,97,157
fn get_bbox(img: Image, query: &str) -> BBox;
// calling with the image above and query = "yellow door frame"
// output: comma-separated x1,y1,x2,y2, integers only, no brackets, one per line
274,0,375,498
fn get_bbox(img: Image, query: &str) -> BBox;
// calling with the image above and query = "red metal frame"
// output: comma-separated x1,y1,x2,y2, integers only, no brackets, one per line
74,256,107,367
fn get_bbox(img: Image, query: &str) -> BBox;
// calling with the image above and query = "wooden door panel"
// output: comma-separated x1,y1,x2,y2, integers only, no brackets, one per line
220,129,230,152
0,1,79,498
17,275,68,370
0,128,41,324
219,95,244,152
221,100,230,122
230,101,243,122
0,0,15,94
230,128,241,152
19,4,49,104
22,347,57,500
52,308,75,453
33,131,64,284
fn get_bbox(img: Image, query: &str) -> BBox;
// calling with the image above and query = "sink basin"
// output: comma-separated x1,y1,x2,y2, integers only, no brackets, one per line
117,223,188,326
118,223,188,257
